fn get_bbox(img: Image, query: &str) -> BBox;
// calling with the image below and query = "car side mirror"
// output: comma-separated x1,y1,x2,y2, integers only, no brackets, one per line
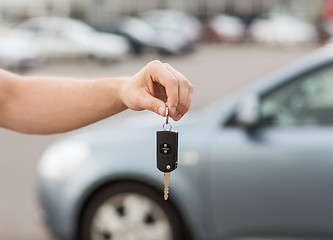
235,93,260,128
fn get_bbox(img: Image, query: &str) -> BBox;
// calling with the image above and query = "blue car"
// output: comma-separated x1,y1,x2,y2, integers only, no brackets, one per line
38,44,333,240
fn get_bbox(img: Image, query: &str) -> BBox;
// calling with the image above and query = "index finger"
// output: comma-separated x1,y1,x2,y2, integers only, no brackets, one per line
164,63,193,120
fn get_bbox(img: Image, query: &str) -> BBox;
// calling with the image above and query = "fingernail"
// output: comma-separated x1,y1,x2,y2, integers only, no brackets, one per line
171,107,177,116
175,113,182,121
158,106,164,116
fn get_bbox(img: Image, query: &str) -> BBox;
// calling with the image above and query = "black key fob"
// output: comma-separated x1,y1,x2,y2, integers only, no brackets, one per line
156,130,178,172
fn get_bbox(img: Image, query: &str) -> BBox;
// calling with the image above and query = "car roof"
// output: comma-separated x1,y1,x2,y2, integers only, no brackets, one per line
248,43,333,95
17,17,94,33
201,43,333,127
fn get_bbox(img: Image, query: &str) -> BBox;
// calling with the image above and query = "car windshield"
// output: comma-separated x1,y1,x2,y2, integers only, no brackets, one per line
15,18,94,37
260,63,333,126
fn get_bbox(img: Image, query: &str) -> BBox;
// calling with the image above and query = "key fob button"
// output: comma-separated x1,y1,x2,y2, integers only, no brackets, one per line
160,143,171,155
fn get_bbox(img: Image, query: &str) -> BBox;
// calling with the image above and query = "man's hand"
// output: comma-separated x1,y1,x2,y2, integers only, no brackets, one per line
0,61,193,134
120,60,194,121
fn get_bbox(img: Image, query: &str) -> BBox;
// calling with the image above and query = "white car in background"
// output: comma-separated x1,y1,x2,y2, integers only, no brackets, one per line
249,13,318,46
207,14,246,42
107,11,202,55
140,10,202,54
0,17,131,70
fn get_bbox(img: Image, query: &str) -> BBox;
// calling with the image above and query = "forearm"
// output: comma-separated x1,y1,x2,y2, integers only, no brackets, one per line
0,60,193,134
0,71,127,134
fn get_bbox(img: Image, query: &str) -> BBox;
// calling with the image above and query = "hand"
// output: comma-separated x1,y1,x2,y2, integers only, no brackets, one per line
119,60,194,121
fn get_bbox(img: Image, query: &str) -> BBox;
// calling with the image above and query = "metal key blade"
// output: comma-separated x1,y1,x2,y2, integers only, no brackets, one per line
164,172,170,200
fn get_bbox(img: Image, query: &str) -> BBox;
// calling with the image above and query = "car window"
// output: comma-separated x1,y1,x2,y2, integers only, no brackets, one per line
16,21,41,35
260,63,333,127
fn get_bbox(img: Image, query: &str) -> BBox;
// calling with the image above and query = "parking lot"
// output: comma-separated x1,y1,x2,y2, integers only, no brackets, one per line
0,43,316,240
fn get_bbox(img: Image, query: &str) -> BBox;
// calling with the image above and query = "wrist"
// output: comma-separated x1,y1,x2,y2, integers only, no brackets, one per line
113,76,130,111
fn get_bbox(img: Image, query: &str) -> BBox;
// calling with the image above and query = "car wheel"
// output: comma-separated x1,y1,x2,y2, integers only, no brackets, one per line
79,182,185,240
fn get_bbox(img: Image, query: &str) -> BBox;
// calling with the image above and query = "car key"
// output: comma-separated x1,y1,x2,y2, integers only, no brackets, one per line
157,108,178,200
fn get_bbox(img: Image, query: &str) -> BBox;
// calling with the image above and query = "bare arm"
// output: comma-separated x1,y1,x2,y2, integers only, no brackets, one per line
0,60,193,134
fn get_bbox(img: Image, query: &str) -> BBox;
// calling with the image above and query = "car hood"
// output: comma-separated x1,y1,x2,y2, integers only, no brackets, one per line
67,112,189,147
62,100,231,149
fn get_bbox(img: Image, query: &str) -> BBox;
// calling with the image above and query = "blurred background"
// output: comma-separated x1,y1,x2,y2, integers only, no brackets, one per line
1,0,333,239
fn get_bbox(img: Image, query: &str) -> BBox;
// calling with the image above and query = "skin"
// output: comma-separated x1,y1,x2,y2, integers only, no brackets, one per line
0,60,193,134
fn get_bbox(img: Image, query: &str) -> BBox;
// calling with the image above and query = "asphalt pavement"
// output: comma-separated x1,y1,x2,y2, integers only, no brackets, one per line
0,43,316,240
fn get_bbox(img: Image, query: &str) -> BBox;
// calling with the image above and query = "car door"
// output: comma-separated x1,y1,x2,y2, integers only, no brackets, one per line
210,63,333,239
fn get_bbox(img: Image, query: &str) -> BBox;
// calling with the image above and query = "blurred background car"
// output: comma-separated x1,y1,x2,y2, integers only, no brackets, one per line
0,35,39,71
139,10,202,54
37,43,333,240
206,14,246,42
0,17,131,70
249,13,319,46
101,11,203,55
102,16,156,55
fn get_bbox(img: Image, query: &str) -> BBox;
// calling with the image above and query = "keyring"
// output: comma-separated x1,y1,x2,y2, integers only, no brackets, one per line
163,122,172,131
163,106,172,131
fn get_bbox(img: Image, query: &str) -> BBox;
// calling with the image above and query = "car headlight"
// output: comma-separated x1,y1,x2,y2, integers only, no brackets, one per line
38,140,91,180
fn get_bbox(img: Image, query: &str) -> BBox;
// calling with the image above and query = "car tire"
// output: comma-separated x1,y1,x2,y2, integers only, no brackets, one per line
78,181,186,240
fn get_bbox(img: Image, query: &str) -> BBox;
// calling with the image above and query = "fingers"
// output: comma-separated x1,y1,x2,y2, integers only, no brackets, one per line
145,60,193,121
145,60,193,120
139,92,167,116
146,60,178,117
164,63,194,121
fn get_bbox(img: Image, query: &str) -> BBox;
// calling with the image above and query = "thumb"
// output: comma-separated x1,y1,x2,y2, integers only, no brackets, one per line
140,92,166,117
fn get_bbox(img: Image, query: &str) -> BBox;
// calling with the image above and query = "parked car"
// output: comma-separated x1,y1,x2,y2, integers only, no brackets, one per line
206,14,245,42
103,16,156,55
100,11,202,55
249,13,318,46
0,17,131,70
38,43,333,240
139,10,202,54
0,35,39,71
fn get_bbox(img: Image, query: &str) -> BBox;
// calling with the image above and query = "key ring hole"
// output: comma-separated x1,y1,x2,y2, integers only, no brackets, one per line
163,122,172,131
